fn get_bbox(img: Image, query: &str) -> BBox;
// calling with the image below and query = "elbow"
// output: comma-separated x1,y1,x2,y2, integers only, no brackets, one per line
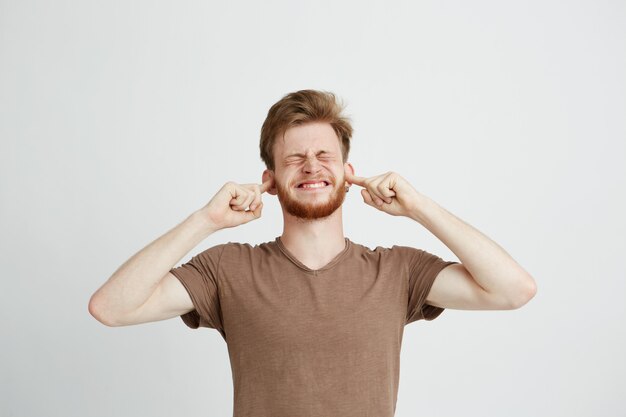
508,276,538,309
88,295,118,327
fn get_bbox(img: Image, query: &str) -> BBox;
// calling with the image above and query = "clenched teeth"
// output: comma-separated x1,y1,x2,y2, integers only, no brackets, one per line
300,182,327,188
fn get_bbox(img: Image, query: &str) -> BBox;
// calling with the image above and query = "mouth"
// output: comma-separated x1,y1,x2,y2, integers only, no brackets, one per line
295,180,331,191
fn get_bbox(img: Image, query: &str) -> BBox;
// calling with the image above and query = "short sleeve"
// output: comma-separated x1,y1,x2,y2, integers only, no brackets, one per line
405,248,460,325
169,244,227,334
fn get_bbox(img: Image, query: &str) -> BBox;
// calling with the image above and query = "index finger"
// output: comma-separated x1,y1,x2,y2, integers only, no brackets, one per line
344,171,368,187
259,177,274,194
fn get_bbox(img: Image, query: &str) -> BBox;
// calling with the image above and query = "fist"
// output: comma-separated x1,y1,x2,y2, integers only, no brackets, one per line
198,178,274,230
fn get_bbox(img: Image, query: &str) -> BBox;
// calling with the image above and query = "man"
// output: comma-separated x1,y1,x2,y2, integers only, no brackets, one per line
89,89,537,417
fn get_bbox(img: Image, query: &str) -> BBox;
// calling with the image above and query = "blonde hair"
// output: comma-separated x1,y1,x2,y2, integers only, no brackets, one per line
259,89,353,171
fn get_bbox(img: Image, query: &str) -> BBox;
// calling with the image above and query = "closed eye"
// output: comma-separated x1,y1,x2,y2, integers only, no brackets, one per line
285,156,333,165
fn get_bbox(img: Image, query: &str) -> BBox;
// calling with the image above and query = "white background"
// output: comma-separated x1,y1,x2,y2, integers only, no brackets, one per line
1,1,624,416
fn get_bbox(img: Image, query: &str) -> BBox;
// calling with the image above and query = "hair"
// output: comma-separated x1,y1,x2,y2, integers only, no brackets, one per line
259,89,353,171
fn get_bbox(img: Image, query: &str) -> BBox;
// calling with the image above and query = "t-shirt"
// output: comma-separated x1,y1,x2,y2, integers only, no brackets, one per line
169,236,459,417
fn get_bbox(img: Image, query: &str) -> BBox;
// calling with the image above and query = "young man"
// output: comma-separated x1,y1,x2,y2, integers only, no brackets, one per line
89,89,537,417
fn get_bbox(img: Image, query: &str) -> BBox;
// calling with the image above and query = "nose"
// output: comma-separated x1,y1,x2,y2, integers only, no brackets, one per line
302,155,322,174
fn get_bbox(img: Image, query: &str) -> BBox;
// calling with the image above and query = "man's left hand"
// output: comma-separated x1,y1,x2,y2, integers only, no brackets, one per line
344,171,424,218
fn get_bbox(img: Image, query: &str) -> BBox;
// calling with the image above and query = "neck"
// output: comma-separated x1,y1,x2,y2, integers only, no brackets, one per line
279,206,346,268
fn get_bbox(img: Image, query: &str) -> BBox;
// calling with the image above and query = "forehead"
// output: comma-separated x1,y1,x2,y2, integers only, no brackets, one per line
276,122,341,156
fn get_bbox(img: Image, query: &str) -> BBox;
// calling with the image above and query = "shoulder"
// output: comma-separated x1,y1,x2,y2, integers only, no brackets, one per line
214,239,281,259
348,239,421,262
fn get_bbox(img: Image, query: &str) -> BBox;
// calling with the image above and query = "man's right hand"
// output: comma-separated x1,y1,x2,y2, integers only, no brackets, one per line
197,178,274,230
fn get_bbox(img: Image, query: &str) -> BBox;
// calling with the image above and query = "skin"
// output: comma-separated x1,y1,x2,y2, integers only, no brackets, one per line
261,121,355,270
89,117,536,330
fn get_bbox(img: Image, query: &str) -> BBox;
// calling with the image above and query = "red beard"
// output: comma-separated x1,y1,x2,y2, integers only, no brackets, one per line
276,179,347,220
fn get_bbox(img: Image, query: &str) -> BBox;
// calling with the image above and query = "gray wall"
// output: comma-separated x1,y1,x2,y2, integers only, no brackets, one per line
1,1,624,416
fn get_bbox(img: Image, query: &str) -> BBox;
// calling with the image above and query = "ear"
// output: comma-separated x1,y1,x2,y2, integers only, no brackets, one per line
344,162,355,190
262,169,278,195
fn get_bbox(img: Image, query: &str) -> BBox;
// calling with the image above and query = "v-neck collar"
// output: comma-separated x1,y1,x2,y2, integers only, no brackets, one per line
274,236,352,275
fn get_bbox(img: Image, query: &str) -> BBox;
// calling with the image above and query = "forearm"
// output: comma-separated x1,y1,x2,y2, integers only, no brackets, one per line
89,210,217,322
409,194,536,302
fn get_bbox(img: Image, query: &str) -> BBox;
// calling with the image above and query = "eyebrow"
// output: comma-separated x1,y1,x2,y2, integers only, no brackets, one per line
284,150,332,159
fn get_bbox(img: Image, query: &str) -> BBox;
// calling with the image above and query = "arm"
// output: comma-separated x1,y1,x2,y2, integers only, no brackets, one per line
345,170,537,311
88,211,218,326
88,178,273,327
410,194,537,310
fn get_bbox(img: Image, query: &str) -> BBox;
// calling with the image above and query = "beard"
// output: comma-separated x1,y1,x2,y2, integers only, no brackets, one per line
275,177,347,220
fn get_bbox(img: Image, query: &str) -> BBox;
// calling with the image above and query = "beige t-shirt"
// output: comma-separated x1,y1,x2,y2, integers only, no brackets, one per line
169,236,459,417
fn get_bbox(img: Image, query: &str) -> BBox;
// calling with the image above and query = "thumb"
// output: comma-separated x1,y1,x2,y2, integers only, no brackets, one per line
240,202,263,223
